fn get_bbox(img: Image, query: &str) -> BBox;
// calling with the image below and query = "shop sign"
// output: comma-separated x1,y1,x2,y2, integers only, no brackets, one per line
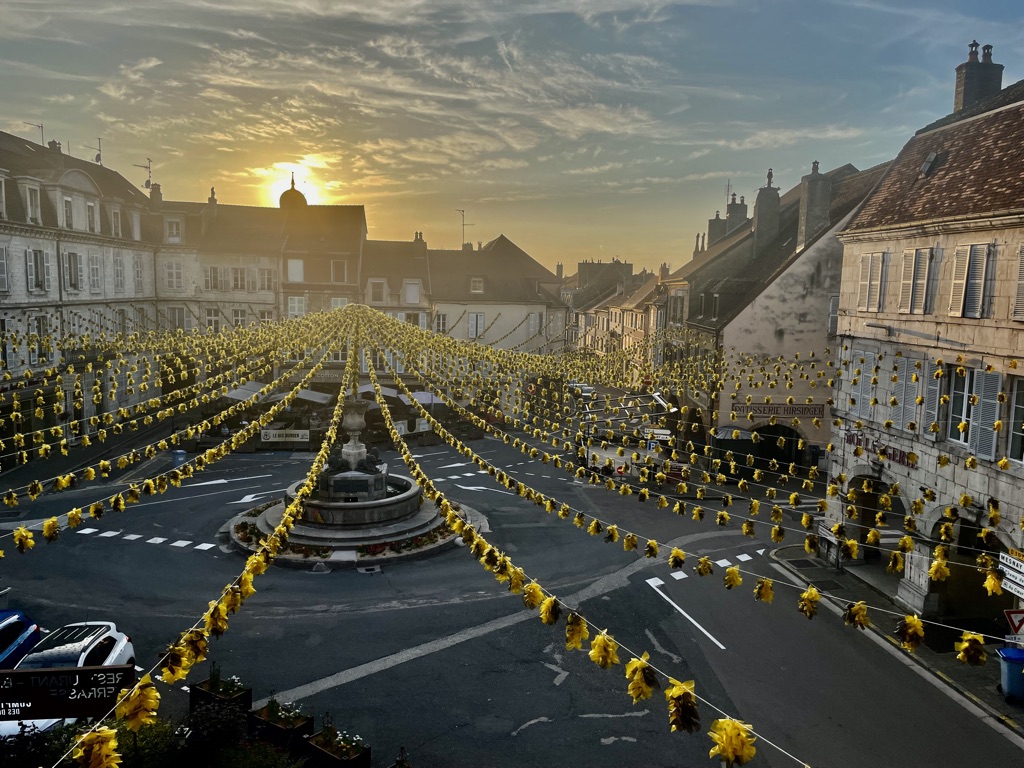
844,432,917,468
817,521,837,544
261,429,310,442
0,665,135,721
746,404,825,419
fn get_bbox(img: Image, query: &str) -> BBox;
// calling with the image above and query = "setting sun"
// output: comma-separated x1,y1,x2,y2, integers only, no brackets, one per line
256,159,326,207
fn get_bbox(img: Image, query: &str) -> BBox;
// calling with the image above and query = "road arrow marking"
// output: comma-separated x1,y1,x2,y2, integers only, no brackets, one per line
542,662,569,686
437,462,469,469
646,577,726,650
454,484,515,496
231,488,287,504
191,474,273,487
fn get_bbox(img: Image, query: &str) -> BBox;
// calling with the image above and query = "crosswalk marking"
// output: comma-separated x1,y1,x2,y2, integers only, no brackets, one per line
447,475,463,480
194,543,216,551
98,531,121,538
462,473,476,477
170,540,192,548
670,571,688,580
715,558,733,567
123,534,142,541
77,528,99,535
146,537,167,544
736,553,753,562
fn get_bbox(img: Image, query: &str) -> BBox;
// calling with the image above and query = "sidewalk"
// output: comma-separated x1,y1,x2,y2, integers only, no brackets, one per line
772,545,1024,736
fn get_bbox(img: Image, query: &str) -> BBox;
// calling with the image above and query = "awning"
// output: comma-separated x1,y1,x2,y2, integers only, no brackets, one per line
357,383,403,400
400,391,444,406
220,380,268,402
265,388,335,405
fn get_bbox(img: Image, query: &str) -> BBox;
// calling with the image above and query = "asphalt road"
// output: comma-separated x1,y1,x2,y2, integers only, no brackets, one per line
2,438,1023,767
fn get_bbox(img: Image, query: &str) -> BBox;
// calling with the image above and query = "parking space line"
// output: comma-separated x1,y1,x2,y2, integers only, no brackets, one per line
645,577,726,650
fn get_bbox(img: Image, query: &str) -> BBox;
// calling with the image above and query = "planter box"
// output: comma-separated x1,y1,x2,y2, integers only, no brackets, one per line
247,708,315,752
305,733,371,768
188,680,253,715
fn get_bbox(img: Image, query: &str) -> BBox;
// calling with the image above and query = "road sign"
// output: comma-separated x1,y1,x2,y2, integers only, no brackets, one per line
817,521,837,545
1005,609,1024,635
1005,634,1024,644
0,665,135,721
1003,579,1024,601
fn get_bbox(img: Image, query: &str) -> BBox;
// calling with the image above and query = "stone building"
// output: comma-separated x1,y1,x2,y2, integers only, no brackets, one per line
832,41,1023,616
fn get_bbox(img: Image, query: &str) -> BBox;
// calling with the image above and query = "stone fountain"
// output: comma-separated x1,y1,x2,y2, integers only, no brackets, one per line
230,397,455,568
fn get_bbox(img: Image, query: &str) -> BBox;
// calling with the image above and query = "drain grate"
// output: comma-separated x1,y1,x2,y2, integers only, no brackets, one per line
357,565,382,574
787,559,817,570
809,580,843,592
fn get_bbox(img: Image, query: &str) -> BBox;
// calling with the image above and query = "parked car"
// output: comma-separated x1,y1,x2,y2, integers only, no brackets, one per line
0,610,41,670
0,621,135,737
567,381,596,398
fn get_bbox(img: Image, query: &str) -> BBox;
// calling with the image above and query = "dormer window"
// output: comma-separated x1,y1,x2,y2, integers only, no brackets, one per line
166,218,182,243
26,187,40,224
697,294,705,317
711,295,719,319
470,277,484,293
64,198,74,228
111,209,122,238
86,203,96,233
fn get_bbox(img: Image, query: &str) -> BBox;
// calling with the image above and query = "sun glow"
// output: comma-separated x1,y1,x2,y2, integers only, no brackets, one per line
256,158,332,207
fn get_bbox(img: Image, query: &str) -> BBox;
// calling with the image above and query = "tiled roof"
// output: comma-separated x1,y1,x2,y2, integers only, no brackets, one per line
363,240,430,283
196,205,286,252
282,205,367,251
846,90,1024,232
429,235,561,304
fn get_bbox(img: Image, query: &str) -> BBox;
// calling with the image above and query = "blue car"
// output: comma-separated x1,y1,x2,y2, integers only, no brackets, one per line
0,610,42,669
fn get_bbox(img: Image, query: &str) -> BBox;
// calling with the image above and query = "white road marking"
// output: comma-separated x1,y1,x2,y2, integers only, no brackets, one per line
512,717,551,736
601,736,638,744
461,473,476,477
646,577,726,650
736,553,753,562
123,534,142,541
231,489,287,504
715,558,732,567
98,530,121,538
580,711,650,719
454,484,516,496
77,528,98,535
146,537,167,544
756,548,765,555
194,543,216,551
542,662,569,686
170,540,192,548
447,475,463,480
437,462,469,469
670,571,687,580
644,628,683,665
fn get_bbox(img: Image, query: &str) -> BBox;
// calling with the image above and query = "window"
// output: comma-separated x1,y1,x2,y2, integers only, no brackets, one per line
1011,379,1024,463
848,350,877,420
26,187,40,223
113,254,125,292
888,357,920,433
434,313,447,334
167,307,187,330
204,266,229,291
330,297,348,310
245,268,257,292
286,258,304,282
25,249,49,291
205,308,221,332
63,251,82,290
164,261,182,290
287,295,306,318
404,312,422,327
468,312,485,339
27,316,46,365
331,260,347,283
949,244,989,318
470,277,484,293
404,280,420,304
947,368,974,445
711,295,720,319
1013,246,1024,322
0,247,8,292
86,203,96,233
0,319,6,369
528,313,540,335
697,294,705,317
131,211,140,240
857,252,886,312
258,310,274,323
369,280,385,303
90,254,102,293
940,367,1001,458
259,268,275,291
827,295,839,336
898,248,931,314
64,198,74,228
111,210,122,238
134,255,144,293
231,267,246,291
166,219,182,243
232,308,246,327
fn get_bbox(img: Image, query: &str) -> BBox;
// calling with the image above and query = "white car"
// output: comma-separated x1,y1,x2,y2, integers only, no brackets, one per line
0,621,135,737
567,381,596,398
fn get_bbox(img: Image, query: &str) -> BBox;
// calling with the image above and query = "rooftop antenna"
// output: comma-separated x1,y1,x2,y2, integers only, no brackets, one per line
724,178,732,206
22,121,44,145
455,209,474,246
133,157,152,189
85,138,103,166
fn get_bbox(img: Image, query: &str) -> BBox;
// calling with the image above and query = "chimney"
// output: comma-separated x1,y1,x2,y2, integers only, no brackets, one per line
797,160,832,251
149,182,163,209
693,232,701,258
47,140,62,152
556,262,563,280
725,193,748,234
659,262,670,282
201,186,218,235
954,40,1003,112
707,210,727,246
413,231,427,257
462,242,473,252
752,169,780,254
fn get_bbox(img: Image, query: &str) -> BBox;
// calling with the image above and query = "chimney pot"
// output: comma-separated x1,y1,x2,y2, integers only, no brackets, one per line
954,39,1003,111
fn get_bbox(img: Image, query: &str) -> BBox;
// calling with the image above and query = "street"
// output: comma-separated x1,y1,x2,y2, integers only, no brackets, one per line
2,438,1023,766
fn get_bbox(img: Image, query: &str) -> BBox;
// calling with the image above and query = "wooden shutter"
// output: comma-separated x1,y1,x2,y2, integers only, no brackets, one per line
1015,246,1024,321
898,250,915,313
948,245,970,315
911,249,929,314
923,371,942,441
42,252,52,291
963,243,988,318
857,255,870,311
968,371,1001,460
25,249,35,290
866,253,882,312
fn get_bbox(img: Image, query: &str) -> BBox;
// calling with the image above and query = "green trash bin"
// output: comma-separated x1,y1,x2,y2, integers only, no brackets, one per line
996,647,1024,703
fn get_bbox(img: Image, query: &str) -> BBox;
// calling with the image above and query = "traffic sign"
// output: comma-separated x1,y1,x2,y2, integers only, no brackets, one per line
1005,634,1024,644
999,552,1024,575
1004,579,1024,601
1005,609,1024,635
0,665,135,721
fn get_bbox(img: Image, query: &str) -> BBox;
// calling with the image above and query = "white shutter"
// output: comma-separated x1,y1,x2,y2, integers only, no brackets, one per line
1014,245,1024,321
898,250,915,313
857,255,870,311
62,251,70,288
0,247,7,292
963,243,988,319
43,252,52,291
968,371,1001,460
827,295,839,336
25,249,35,291
78,255,85,291
901,359,920,432
889,357,909,425
948,245,970,316
923,371,942,441
911,249,929,314
869,253,884,311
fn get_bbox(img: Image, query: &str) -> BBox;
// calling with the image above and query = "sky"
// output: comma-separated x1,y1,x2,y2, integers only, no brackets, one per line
2,1,1023,275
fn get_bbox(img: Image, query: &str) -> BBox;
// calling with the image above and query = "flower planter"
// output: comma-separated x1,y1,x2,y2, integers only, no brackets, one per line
188,679,253,715
305,731,371,768
247,707,315,752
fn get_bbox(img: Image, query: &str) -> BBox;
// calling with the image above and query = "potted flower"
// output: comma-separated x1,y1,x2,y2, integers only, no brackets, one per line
189,661,252,714
248,693,315,752
306,716,371,768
